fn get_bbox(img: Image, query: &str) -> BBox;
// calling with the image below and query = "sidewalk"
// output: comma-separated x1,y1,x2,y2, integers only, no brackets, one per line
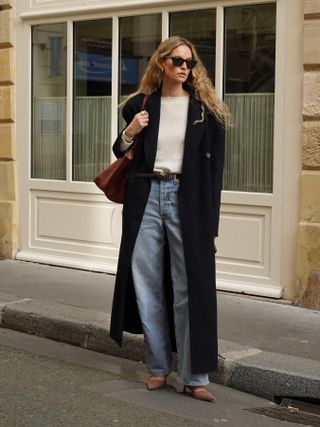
0,258,319,400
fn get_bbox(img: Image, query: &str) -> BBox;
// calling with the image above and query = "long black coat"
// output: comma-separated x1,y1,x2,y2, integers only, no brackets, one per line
110,88,225,374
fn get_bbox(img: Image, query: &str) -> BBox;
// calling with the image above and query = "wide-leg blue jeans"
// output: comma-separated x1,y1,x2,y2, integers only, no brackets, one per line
131,178,209,386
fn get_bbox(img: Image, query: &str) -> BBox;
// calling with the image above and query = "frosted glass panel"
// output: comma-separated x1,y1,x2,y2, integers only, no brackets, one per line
73,19,112,182
224,4,276,193
224,93,274,193
31,24,67,180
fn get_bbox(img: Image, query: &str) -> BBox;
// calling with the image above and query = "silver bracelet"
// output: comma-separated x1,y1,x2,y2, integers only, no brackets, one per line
122,129,134,143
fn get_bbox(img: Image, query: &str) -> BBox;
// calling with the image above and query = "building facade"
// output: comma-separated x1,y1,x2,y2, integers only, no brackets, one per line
0,0,318,306
296,0,320,308
0,0,18,259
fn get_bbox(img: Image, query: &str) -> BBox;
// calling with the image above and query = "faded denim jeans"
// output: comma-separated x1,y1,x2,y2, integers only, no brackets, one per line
131,179,209,386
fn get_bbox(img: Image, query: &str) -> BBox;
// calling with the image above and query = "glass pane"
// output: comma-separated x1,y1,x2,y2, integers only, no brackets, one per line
169,9,216,82
119,14,161,124
73,19,112,182
31,24,67,180
223,4,276,193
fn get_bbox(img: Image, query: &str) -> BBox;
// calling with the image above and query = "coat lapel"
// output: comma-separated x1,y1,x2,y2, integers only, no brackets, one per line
181,95,206,177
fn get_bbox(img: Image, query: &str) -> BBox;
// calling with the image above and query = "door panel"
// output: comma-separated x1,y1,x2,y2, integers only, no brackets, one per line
217,204,271,274
30,190,121,260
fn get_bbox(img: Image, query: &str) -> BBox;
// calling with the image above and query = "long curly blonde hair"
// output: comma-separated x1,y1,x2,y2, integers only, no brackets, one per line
124,36,231,126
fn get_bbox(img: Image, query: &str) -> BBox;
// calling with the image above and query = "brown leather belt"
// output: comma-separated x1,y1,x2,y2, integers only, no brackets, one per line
136,172,182,181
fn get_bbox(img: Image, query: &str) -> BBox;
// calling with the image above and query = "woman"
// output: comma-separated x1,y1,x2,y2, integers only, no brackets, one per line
110,36,230,402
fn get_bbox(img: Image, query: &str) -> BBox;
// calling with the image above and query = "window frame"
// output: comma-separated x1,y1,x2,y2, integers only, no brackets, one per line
27,0,278,191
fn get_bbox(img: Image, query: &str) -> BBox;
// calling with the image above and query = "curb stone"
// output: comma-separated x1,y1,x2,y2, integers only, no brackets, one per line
0,294,319,400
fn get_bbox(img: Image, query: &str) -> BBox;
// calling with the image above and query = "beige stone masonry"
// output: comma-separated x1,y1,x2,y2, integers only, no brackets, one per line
300,171,320,222
0,201,18,259
0,86,14,121
0,160,15,200
0,0,14,8
0,8,13,48
304,71,320,118
0,1,16,259
303,121,320,168
305,0,320,15
0,123,15,159
304,20,320,64
298,1,320,307
297,270,320,309
0,49,14,84
296,224,320,303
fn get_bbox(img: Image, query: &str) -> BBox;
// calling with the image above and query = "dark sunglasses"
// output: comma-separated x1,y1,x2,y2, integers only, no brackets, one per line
165,56,198,69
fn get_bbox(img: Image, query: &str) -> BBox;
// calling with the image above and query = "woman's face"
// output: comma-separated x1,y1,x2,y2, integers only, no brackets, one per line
161,44,193,85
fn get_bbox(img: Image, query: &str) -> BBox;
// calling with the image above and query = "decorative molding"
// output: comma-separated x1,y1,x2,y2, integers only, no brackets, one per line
20,0,277,21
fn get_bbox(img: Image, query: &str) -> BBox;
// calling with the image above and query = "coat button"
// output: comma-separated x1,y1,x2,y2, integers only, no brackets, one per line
205,152,211,158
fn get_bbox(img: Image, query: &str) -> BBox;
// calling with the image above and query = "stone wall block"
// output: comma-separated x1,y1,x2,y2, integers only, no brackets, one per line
296,223,320,302
300,171,320,222
0,0,14,8
0,123,15,159
297,269,320,309
304,0,320,15
0,48,14,84
0,8,14,48
304,71,320,117
302,121,320,168
0,161,15,200
0,1,15,260
304,20,320,64
0,86,14,121
0,201,18,258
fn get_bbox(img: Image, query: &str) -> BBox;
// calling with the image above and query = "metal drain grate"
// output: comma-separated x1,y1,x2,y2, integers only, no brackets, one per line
281,399,320,416
246,398,320,426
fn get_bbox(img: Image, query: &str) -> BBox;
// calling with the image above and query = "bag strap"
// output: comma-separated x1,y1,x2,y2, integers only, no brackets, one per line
141,94,148,110
132,94,149,142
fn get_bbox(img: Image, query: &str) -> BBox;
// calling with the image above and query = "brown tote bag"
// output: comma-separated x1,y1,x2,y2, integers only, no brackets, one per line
94,95,148,204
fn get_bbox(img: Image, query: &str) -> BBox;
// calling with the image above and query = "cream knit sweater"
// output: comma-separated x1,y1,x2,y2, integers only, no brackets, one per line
121,96,189,173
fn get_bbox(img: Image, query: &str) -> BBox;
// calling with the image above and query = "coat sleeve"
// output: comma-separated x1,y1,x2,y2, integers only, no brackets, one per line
112,94,145,159
209,115,226,237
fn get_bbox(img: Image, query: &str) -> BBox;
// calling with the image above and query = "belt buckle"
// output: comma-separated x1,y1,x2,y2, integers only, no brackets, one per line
157,170,169,180
155,171,177,180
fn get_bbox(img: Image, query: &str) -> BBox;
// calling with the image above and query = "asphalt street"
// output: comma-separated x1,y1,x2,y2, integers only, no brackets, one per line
0,328,307,427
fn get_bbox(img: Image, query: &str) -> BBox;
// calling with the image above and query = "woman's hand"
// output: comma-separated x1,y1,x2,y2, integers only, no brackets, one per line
125,110,149,139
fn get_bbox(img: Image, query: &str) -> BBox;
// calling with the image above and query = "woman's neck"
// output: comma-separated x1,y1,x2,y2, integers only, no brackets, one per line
161,80,188,97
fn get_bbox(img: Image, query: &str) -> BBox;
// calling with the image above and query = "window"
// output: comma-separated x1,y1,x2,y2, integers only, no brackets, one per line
118,14,161,130
169,9,216,82
223,4,276,193
31,23,67,179
73,19,112,182
119,14,161,98
30,6,277,193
